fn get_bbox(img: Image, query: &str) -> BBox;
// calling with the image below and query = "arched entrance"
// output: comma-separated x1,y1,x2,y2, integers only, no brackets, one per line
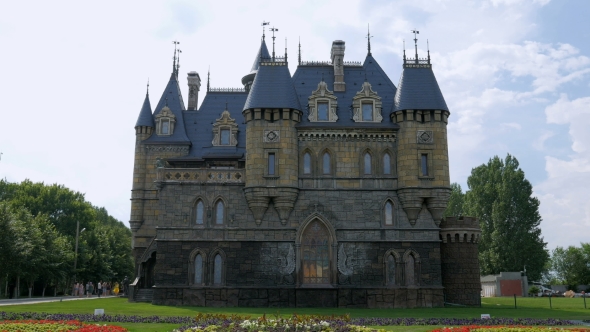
298,218,334,285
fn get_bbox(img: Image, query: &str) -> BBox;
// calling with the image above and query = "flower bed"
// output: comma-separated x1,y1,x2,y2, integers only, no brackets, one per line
0,319,127,331
431,326,590,332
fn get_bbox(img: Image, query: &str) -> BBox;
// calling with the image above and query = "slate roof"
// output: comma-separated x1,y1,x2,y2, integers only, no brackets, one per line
243,63,301,111
182,92,248,159
135,92,154,127
250,39,271,73
293,54,398,129
144,73,191,144
394,66,448,112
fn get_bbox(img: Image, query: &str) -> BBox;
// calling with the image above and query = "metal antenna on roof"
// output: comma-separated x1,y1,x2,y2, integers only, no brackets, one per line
261,21,269,41
207,67,210,92
427,39,431,64
411,30,419,64
366,23,373,56
298,37,301,65
271,27,278,61
172,41,180,74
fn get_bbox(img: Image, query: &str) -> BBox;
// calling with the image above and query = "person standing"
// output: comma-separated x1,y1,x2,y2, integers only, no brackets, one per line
85,282,90,298
78,282,84,297
97,281,102,298
89,282,94,297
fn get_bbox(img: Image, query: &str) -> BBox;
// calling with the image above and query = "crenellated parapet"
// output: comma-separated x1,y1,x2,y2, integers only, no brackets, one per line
439,216,481,243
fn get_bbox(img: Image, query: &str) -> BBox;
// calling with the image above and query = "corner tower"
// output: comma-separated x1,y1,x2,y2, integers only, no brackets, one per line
392,41,451,226
242,50,302,225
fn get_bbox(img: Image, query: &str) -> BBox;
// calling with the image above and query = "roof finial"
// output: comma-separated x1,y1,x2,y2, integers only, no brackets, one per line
147,79,150,95
411,29,419,64
271,26,278,61
298,37,301,65
285,37,288,63
172,40,180,74
261,21,269,41
366,23,373,56
427,39,431,64
403,39,406,63
207,66,210,92
176,49,182,79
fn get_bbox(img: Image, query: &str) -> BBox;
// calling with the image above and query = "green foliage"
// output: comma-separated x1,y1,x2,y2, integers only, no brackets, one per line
0,179,133,296
463,154,549,281
527,286,540,296
550,244,590,288
444,183,465,218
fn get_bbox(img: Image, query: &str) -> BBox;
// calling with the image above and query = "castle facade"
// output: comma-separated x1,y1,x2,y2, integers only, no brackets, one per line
129,32,481,307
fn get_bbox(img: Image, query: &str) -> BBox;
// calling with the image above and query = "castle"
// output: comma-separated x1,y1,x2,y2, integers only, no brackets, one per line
129,29,481,307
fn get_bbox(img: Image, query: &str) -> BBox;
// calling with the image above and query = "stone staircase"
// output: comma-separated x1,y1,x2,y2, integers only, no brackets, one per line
134,289,153,303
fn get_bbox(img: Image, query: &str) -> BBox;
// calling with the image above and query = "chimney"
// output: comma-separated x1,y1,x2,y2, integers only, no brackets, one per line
187,71,201,110
331,40,346,92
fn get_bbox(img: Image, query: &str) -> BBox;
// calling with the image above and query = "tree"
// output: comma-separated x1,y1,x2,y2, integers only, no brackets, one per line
464,154,549,281
551,244,590,288
444,183,465,218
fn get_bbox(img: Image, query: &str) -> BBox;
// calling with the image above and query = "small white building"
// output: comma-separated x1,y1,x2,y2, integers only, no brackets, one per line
481,272,528,297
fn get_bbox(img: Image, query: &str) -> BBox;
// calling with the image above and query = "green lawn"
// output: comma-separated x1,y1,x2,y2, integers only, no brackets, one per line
1,297,588,332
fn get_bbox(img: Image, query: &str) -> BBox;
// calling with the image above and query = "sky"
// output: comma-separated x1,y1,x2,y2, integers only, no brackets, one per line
0,0,588,251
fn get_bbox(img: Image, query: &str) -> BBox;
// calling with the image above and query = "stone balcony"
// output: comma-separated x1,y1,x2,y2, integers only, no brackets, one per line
156,168,245,184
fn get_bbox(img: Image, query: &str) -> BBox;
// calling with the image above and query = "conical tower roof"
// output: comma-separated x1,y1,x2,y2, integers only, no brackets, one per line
243,62,301,111
394,65,448,112
250,39,271,73
135,92,154,127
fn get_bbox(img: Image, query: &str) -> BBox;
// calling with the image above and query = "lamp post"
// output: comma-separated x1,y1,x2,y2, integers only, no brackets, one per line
73,221,86,286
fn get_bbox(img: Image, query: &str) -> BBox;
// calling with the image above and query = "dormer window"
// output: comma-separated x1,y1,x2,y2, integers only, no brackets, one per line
308,81,338,122
352,81,383,123
212,110,238,147
155,106,176,136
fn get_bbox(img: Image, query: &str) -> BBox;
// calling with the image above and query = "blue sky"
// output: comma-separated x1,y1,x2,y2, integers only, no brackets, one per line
0,0,588,250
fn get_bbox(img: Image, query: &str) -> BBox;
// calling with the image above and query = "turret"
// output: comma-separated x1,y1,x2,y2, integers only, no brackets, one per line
242,51,301,226
330,40,346,92
392,38,451,226
242,38,271,92
187,71,201,110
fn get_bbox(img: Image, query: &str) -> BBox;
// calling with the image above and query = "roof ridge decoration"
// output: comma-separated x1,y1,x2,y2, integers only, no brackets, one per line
307,81,338,122
404,30,431,68
211,110,239,147
352,81,383,123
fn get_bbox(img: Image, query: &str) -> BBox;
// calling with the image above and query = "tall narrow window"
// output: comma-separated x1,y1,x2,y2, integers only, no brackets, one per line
364,153,372,175
322,152,331,174
220,128,230,145
421,154,428,176
301,220,330,284
383,153,391,175
268,153,276,175
406,255,415,286
362,103,373,121
195,201,204,225
161,119,170,134
385,201,393,225
317,102,329,121
215,201,224,225
194,254,203,284
303,152,311,174
213,254,222,285
387,254,395,286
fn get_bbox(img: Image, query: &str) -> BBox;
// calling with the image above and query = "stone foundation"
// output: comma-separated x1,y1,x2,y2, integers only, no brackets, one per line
152,287,444,308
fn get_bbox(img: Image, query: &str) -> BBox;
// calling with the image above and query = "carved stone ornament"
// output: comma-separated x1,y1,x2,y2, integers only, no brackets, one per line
263,130,280,143
352,81,383,122
154,106,177,136
211,110,239,146
417,130,434,144
308,80,338,122
338,243,354,284
277,244,295,284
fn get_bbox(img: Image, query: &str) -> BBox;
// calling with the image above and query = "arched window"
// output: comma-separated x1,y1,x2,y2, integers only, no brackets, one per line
213,254,223,285
195,200,204,225
194,254,203,284
383,153,391,175
384,201,393,225
215,200,224,225
405,255,415,286
322,152,331,174
301,220,330,284
364,153,372,175
303,152,311,174
387,254,395,286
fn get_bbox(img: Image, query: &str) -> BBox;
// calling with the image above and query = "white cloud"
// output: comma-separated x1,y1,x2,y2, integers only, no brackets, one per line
533,131,555,151
500,122,522,130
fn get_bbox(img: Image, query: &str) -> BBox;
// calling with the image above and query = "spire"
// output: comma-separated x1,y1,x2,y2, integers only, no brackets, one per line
284,37,288,63
207,67,210,92
271,26,278,60
261,21,269,41
411,29,419,64
366,24,373,56
403,40,406,63
135,82,154,128
172,40,180,75
298,37,301,65
427,39,431,64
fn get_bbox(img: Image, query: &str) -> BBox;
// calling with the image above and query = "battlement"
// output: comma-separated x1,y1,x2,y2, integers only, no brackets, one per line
440,216,479,229
439,216,480,244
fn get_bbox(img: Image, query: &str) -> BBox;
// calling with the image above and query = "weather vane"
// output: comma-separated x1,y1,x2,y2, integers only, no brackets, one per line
172,41,180,73
270,26,279,60
261,21,269,40
411,29,419,60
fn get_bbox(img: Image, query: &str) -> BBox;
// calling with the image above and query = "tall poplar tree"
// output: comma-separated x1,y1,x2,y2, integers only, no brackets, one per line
464,154,549,281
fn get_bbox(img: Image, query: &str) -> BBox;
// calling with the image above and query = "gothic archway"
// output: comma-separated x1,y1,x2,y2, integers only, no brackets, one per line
297,216,335,286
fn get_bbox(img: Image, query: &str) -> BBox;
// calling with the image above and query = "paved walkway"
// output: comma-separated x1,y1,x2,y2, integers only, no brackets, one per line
0,295,122,306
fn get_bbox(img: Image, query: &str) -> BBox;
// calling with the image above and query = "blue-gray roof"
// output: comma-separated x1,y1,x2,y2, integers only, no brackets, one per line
144,73,191,144
250,39,271,73
293,54,398,129
394,66,448,112
182,92,248,159
243,63,301,111
135,93,154,127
